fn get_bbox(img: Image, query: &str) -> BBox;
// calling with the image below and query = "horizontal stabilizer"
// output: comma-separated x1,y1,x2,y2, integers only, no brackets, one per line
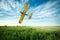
29,13,33,19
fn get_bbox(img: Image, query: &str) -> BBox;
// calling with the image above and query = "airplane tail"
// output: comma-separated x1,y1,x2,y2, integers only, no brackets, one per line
29,13,33,19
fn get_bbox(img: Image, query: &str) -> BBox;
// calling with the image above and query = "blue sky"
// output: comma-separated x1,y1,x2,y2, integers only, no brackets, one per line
0,0,60,26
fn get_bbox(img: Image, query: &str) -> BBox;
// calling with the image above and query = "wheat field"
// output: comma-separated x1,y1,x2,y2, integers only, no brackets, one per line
0,26,60,40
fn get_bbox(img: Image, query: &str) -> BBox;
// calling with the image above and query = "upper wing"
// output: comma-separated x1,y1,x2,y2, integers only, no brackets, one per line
23,2,30,14
19,2,30,23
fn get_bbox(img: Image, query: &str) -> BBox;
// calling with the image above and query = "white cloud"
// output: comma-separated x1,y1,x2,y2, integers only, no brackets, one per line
20,20,60,26
0,19,60,26
41,1,58,11
0,0,60,26
0,13,4,16
31,1,59,18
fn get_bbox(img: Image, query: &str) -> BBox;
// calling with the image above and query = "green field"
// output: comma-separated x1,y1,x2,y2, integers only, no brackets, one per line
0,26,60,40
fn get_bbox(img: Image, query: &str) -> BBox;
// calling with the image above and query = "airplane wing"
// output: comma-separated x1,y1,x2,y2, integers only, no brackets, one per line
23,2,30,14
19,2,30,23
19,14,25,23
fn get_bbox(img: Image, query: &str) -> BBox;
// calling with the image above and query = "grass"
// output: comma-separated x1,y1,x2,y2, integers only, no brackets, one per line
0,26,60,40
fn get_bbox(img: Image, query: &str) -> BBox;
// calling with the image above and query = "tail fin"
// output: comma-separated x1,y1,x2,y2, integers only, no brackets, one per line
29,13,33,19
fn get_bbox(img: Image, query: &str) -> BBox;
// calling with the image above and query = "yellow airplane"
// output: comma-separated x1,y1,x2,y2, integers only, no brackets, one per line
19,2,32,24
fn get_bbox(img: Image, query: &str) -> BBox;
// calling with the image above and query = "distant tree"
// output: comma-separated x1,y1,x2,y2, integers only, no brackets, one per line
4,25,7,27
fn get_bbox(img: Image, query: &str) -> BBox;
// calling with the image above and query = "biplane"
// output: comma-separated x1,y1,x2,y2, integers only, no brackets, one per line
19,2,32,24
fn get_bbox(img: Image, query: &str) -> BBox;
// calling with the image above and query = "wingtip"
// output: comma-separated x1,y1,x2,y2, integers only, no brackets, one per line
19,21,22,24
26,2,30,5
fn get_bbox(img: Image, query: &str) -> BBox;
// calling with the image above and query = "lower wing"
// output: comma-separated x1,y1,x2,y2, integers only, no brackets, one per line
19,14,25,23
